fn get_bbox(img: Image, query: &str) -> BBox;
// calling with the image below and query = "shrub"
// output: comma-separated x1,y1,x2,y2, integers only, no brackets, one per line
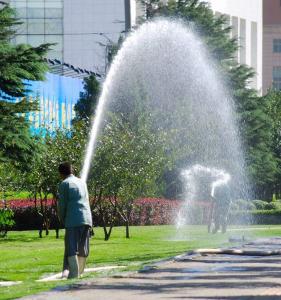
252,200,268,210
131,198,211,225
264,201,281,210
0,207,15,237
131,198,181,225
231,199,256,211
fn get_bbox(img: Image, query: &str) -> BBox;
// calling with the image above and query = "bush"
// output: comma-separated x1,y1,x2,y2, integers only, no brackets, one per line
231,199,256,211
0,207,15,237
11,196,281,228
228,209,281,225
132,198,181,225
131,198,211,225
264,201,281,210
252,200,268,210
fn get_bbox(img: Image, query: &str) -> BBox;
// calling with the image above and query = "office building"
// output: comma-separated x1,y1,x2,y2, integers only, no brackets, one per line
207,0,281,95
3,0,143,130
9,0,136,74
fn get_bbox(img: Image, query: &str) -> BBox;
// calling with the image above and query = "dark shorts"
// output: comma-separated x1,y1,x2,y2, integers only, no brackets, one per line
64,225,91,257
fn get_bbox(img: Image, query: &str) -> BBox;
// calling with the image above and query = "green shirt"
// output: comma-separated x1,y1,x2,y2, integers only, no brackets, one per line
58,174,92,228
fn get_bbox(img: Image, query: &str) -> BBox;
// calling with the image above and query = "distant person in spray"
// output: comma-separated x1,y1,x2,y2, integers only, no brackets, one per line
58,162,93,279
212,183,232,233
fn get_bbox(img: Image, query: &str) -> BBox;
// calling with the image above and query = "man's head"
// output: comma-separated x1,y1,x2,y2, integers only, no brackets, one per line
58,162,73,179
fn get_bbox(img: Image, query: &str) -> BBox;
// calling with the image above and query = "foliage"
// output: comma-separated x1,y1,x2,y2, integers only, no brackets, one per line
252,200,268,210
23,122,88,199
230,199,255,211
0,100,40,168
264,201,281,211
73,75,100,122
0,206,15,237
232,74,279,199
0,161,22,196
106,36,124,68
20,122,88,235
132,198,180,225
0,5,51,165
264,90,281,195
88,114,169,239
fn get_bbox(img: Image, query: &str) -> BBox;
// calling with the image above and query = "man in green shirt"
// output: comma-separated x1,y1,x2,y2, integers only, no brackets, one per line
58,162,93,279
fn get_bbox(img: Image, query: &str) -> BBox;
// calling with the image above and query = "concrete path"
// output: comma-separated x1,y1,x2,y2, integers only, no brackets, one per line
21,238,281,300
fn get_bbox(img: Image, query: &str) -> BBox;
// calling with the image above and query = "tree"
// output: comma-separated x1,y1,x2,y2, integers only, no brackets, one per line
73,75,100,122
0,162,18,237
0,5,51,166
263,90,281,196
22,122,88,237
144,0,278,199
0,99,38,168
88,114,168,239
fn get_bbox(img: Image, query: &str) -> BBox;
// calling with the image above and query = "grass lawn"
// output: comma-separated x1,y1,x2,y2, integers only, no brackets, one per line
1,224,281,300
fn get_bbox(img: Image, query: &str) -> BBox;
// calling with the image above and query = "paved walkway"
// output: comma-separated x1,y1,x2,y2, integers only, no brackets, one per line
21,238,281,300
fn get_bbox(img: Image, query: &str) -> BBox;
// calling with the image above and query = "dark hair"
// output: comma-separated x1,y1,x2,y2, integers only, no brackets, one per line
58,162,73,176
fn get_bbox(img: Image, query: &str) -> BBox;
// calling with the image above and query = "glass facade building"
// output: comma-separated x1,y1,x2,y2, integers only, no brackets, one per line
11,0,63,60
9,0,131,73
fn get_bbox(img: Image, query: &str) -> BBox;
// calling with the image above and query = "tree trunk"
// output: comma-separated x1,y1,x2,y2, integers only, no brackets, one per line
125,221,130,238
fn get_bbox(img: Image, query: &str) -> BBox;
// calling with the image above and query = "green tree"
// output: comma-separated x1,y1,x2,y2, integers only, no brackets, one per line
0,5,51,165
263,90,281,196
22,122,88,236
24,123,88,200
0,162,18,237
73,75,100,122
88,114,168,239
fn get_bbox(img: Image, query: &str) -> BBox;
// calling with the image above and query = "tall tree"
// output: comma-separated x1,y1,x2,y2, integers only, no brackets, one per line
0,5,51,166
88,114,168,239
73,75,100,122
263,90,281,196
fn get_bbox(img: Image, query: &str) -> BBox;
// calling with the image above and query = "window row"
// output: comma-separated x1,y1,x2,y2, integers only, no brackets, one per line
15,34,63,50
273,66,281,90
273,39,281,53
16,7,63,19
10,0,63,9
17,19,63,34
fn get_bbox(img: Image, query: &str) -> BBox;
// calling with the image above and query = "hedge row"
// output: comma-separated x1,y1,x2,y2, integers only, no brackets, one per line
3,198,281,230
2,198,213,229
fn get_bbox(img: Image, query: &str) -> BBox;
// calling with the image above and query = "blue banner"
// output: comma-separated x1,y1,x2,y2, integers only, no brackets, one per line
23,73,84,132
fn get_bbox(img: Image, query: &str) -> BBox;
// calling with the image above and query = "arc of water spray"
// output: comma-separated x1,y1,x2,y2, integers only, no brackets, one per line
80,37,131,182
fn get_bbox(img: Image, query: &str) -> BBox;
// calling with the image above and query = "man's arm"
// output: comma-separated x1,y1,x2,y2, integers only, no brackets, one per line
58,182,68,224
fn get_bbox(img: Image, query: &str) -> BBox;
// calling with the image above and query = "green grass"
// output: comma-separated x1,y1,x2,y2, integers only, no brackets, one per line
0,224,281,300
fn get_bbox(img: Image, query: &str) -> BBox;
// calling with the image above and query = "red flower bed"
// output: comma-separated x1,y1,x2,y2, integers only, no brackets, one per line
0,199,57,230
0,198,56,209
132,198,212,225
1,197,212,228
132,198,180,225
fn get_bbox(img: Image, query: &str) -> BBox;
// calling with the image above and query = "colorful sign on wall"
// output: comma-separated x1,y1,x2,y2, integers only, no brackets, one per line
24,72,84,132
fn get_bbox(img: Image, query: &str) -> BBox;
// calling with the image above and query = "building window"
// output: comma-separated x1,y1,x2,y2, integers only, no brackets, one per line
273,66,281,90
273,39,281,53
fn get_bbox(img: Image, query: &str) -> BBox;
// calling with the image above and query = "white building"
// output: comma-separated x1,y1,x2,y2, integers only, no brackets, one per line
7,0,143,74
207,0,281,95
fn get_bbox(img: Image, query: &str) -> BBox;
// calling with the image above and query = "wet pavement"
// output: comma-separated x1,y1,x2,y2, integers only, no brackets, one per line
21,238,281,300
